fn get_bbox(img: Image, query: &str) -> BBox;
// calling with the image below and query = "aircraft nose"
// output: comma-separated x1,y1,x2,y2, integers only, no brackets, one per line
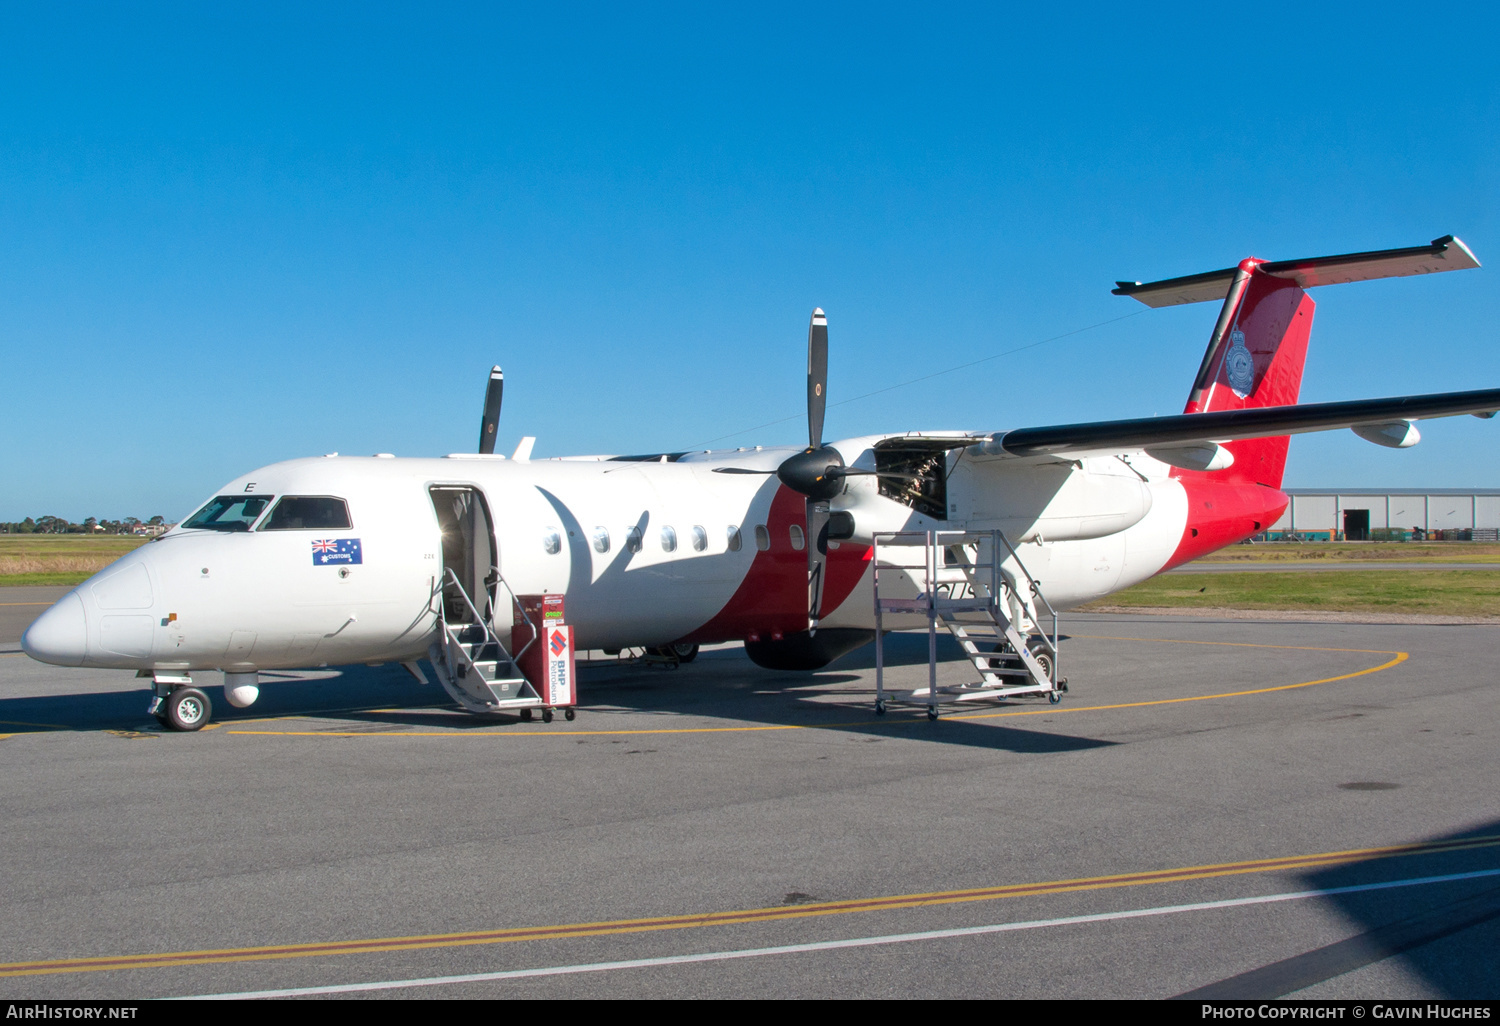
22,592,88,667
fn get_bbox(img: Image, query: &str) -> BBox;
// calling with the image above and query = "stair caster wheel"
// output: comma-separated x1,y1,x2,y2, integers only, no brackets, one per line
542,708,554,724
1048,689,1062,705
163,687,212,732
874,700,886,716
926,706,939,722
520,708,533,722
564,708,576,721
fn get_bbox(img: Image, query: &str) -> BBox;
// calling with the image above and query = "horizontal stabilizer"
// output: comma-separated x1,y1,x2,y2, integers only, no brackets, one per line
1113,236,1480,308
983,387,1500,460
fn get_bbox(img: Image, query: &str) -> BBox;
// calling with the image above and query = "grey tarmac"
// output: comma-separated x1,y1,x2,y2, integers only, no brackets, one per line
0,597,1497,999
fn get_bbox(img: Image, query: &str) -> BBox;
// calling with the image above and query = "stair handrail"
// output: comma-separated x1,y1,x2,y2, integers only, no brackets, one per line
989,529,1060,676
989,529,1060,624
488,564,538,663
438,568,491,678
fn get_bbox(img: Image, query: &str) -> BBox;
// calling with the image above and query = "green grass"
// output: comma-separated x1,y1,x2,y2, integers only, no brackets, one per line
1196,542,1500,563
0,534,149,585
1089,570,1500,617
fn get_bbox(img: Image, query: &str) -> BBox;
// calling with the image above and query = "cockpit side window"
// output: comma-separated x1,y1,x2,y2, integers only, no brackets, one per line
261,496,353,531
182,495,274,532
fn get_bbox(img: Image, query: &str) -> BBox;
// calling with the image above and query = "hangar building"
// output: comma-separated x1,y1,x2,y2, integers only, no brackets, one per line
1267,488,1500,541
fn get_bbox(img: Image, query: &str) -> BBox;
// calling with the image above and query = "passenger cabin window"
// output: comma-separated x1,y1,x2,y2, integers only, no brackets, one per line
726,526,742,551
543,529,562,555
660,526,677,552
691,525,707,552
182,495,273,532
754,525,770,551
592,527,611,553
789,524,805,551
261,496,352,531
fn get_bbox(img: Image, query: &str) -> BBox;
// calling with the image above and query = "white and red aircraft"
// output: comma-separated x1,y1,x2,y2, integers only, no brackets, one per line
23,235,1496,730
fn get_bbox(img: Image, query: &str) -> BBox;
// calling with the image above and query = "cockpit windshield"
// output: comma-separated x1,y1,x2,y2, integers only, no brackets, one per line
181,495,273,532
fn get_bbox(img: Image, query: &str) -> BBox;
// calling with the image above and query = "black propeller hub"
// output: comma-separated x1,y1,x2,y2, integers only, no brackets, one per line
777,445,846,502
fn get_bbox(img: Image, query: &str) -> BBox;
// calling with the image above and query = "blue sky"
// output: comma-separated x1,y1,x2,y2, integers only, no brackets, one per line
1,3,1496,521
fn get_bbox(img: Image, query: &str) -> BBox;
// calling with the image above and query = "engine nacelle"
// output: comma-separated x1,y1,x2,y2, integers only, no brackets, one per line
744,629,875,671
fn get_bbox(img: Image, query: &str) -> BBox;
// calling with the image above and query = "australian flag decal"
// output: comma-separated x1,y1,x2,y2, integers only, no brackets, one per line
311,538,362,565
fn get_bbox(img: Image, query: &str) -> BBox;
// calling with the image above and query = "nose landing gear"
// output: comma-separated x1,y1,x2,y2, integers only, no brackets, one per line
147,676,213,732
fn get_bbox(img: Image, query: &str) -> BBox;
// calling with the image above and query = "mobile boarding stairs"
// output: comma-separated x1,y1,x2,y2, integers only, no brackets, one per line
426,567,573,722
873,529,1064,719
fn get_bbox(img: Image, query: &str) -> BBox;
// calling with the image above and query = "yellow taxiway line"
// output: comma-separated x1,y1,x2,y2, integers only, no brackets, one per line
1,832,1494,979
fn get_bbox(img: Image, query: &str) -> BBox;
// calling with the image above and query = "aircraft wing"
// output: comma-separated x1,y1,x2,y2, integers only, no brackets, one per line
981,387,1500,460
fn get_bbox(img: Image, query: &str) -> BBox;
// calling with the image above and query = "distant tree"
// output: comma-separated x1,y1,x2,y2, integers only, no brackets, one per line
123,517,141,533
84,517,98,532
21,517,35,534
148,515,164,527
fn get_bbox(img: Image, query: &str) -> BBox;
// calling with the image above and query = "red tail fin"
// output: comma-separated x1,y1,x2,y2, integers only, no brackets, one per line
1182,259,1315,488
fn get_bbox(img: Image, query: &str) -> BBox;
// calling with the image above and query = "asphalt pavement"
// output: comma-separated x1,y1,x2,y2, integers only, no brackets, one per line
1,605,1496,999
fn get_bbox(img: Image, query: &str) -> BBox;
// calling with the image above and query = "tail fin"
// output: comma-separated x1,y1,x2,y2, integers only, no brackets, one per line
1112,236,1481,490
1181,260,1314,487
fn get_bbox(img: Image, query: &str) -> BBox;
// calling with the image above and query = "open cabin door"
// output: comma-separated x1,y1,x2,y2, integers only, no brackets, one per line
429,486,498,626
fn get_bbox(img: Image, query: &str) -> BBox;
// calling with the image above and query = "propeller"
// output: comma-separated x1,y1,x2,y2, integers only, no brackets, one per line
478,366,504,454
710,310,940,629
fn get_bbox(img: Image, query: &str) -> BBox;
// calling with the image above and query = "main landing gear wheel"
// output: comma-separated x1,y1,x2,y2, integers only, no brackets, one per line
926,706,939,721
542,708,554,723
164,687,211,732
874,700,886,716
564,708,576,721
646,642,700,663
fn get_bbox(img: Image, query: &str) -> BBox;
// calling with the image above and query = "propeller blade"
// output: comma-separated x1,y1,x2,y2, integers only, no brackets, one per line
711,467,778,475
478,366,504,454
828,467,927,480
807,308,828,450
806,498,830,628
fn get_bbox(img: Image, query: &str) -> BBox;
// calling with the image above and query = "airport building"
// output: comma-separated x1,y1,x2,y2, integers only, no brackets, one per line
1266,488,1500,542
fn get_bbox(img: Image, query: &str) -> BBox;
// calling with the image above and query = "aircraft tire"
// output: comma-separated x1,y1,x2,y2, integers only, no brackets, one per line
164,687,211,732
670,642,699,663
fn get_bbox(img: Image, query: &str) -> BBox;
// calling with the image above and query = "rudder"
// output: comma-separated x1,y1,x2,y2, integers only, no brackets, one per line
1182,259,1315,488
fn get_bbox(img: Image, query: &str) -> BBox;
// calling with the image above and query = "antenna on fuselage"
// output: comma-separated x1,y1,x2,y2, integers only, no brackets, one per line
479,366,504,454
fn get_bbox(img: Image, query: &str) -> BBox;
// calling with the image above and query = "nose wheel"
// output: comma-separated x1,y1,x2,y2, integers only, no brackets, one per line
154,687,212,732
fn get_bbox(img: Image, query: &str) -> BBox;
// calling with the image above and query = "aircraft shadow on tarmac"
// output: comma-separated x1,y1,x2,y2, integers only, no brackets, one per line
2,633,1113,754
1178,818,1500,1000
